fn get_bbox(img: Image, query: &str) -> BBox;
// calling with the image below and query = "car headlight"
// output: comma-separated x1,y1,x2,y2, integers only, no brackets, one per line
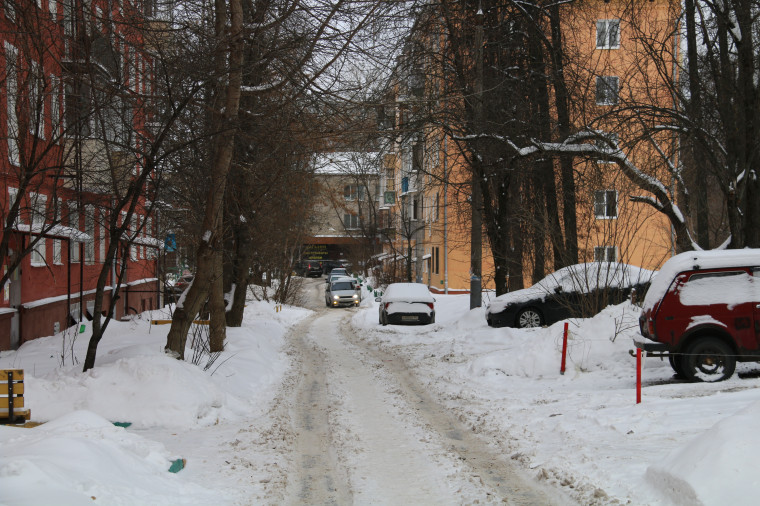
352,294,358,299
333,295,339,300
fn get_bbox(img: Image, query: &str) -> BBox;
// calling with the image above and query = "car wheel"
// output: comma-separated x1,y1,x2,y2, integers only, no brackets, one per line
683,337,736,382
516,308,543,328
669,354,686,379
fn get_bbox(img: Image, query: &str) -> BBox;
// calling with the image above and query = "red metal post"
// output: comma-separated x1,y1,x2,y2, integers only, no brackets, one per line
560,322,568,375
636,348,642,404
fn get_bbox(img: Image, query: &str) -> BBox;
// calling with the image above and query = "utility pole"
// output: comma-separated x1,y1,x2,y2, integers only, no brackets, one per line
470,2,483,309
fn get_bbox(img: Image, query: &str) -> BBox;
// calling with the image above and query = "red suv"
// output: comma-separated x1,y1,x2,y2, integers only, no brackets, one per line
636,249,760,382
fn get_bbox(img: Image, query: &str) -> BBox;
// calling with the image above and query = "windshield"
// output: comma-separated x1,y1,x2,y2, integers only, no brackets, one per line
331,282,354,291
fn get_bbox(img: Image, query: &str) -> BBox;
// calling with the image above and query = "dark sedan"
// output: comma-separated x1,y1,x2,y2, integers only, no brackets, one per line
486,262,655,329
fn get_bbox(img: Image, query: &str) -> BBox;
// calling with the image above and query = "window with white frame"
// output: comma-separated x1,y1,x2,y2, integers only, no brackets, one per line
594,190,618,219
5,0,16,21
50,75,60,138
53,198,62,264
344,184,364,201
29,61,45,139
596,19,620,49
98,216,105,262
85,205,95,264
596,76,619,105
594,246,617,263
7,187,21,225
5,42,19,165
343,213,360,229
130,215,138,261
68,201,80,262
49,0,56,18
30,193,47,266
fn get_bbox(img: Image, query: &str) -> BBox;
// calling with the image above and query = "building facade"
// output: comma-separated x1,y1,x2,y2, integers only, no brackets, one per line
1,0,161,349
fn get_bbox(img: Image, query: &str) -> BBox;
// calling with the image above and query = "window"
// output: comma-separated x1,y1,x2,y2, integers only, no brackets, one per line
130,215,138,261
98,216,105,262
5,0,16,21
343,213,360,229
594,190,617,219
434,246,440,275
30,194,47,266
49,0,56,18
385,167,395,191
596,76,619,105
411,196,419,220
344,185,364,201
596,19,620,49
68,201,80,262
5,42,19,165
594,246,617,263
7,187,21,225
53,198,62,264
85,205,95,264
50,75,60,138
29,61,45,138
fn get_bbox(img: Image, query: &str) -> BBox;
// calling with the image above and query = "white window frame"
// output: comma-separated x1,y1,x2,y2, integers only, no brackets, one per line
130,214,137,261
7,187,21,225
98,214,105,263
69,201,80,263
30,60,45,139
596,19,620,49
53,198,62,264
5,42,20,165
594,246,618,263
594,190,618,219
30,193,47,266
85,205,95,264
596,76,619,106
343,213,360,230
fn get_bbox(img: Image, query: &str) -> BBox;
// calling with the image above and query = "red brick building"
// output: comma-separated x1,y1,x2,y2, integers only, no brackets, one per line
1,0,160,349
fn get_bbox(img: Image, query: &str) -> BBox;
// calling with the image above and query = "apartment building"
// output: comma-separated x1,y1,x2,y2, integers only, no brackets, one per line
376,0,677,293
1,0,161,348
305,151,381,268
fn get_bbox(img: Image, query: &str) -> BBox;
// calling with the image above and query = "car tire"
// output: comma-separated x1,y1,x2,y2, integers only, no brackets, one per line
429,314,435,324
683,337,736,382
516,308,543,328
669,354,686,379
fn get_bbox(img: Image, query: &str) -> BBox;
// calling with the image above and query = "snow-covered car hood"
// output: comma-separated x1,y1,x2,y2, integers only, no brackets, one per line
487,262,656,314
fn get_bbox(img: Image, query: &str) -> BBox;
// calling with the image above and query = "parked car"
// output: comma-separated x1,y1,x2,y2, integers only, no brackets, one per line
486,262,655,329
298,260,322,277
635,249,760,382
376,283,436,325
325,276,361,307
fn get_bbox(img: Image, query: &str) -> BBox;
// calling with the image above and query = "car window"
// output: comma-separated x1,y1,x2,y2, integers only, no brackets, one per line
680,270,757,306
331,282,354,291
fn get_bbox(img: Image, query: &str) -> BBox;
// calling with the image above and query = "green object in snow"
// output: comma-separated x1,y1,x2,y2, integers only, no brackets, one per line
169,459,186,473
113,422,132,428
79,324,86,333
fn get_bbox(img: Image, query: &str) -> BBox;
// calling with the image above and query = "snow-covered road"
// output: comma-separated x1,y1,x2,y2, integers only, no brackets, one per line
277,279,571,504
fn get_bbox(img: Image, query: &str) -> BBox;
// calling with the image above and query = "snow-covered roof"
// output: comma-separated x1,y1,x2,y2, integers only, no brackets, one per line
13,223,92,243
381,283,435,303
643,248,760,311
312,151,380,175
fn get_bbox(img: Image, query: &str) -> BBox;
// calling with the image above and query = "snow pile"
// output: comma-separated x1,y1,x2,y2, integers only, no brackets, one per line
352,293,760,505
0,410,216,505
0,299,311,506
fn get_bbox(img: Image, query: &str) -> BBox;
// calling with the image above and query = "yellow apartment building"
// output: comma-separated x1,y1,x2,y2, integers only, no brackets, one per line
376,0,678,294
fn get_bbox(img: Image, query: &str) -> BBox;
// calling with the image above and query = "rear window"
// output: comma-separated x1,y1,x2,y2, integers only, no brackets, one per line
680,270,758,308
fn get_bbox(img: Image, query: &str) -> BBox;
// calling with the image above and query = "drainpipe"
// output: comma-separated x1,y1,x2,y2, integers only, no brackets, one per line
443,135,449,294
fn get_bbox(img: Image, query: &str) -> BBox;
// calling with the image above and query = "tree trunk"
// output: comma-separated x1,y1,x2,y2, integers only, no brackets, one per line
209,245,225,352
165,0,244,358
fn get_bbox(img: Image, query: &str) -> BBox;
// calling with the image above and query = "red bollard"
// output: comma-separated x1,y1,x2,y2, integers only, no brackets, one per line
560,322,568,375
636,347,642,404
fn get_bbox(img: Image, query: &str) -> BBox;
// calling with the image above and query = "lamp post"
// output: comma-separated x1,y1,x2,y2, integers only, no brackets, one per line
470,1,484,309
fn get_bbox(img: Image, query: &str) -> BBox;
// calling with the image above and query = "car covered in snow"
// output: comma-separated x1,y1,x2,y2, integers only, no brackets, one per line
325,276,361,307
376,283,436,325
635,249,760,382
486,262,654,329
